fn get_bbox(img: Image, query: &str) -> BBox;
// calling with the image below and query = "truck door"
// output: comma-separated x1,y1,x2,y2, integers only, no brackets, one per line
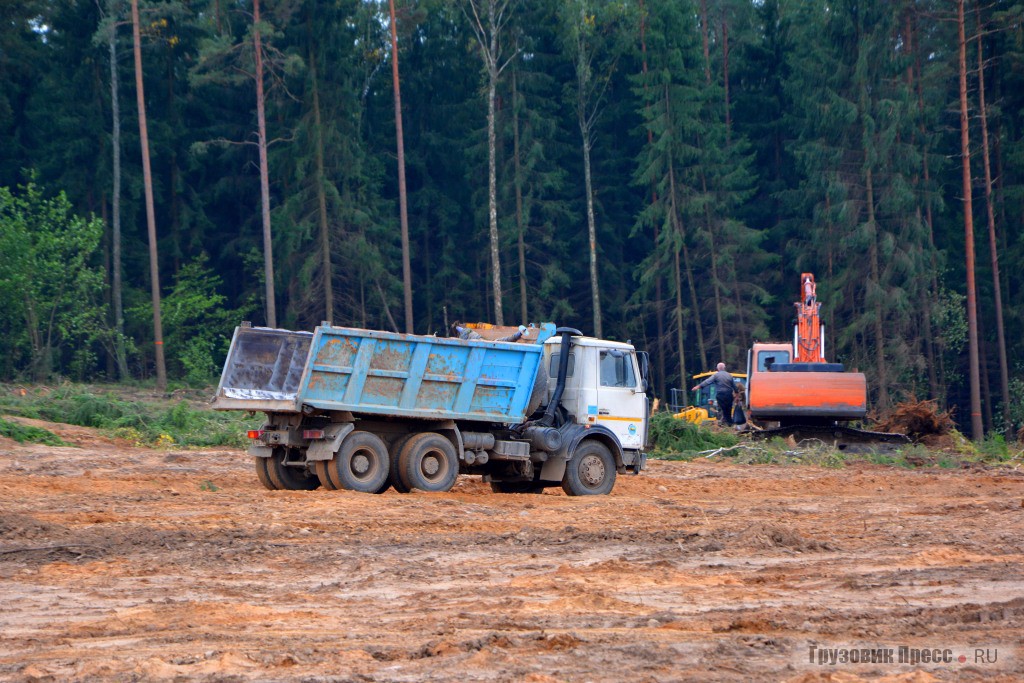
594,348,646,450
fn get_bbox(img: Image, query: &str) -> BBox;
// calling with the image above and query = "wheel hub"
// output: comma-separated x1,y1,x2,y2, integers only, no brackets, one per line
580,455,605,487
422,454,440,477
352,453,370,476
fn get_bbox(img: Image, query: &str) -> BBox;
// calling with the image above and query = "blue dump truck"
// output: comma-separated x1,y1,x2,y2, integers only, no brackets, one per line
213,322,650,495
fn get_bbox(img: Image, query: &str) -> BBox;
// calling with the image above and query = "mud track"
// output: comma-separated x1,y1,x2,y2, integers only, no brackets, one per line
1,431,1022,682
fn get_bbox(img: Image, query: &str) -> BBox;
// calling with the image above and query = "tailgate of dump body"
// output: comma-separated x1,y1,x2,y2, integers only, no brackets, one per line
297,325,552,422
213,326,313,413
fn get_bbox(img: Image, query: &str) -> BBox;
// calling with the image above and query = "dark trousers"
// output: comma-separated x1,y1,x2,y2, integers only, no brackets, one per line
718,395,734,425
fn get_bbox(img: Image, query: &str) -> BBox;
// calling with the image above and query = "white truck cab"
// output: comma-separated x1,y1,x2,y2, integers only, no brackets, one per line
545,335,649,456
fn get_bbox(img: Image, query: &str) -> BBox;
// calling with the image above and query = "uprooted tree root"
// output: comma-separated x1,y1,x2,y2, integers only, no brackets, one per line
875,398,955,443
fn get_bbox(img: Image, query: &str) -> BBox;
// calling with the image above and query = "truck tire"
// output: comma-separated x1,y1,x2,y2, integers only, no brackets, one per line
398,432,458,493
314,460,339,490
490,481,545,494
561,440,616,496
386,433,415,494
267,447,320,491
254,456,277,490
331,431,390,493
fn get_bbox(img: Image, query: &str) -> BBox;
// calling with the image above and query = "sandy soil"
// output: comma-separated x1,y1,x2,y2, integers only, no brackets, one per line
1,427,1023,682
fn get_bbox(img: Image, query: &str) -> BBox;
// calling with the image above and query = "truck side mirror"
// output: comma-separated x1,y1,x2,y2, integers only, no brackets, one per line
637,351,650,393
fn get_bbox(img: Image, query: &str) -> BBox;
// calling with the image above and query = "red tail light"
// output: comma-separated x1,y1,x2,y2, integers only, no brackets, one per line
303,429,325,440
247,430,265,439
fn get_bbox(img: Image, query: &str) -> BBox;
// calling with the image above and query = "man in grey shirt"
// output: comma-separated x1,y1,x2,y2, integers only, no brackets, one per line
692,362,736,425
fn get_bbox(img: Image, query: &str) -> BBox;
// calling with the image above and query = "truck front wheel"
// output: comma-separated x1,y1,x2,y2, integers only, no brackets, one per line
398,432,458,493
561,441,616,496
332,431,390,493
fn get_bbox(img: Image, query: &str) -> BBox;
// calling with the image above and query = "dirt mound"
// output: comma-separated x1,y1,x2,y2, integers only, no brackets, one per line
876,399,954,441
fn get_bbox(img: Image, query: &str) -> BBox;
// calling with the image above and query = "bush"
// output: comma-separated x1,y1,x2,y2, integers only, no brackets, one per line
0,417,66,446
647,411,739,459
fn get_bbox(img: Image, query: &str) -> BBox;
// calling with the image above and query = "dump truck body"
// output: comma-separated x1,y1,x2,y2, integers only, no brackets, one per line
215,324,549,423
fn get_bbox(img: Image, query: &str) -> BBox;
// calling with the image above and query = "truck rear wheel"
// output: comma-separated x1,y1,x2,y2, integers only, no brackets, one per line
332,431,390,493
386,433,415,494
398,432,458,493
267,448,320,491
561,441,616,496
314,460,339,490
254,456,277,490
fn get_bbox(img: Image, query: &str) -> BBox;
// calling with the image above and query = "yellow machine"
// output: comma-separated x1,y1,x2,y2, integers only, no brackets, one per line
673,371,747,424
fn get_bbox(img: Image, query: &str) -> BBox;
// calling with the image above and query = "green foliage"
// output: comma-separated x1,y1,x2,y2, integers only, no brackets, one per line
647,411,739,459
131,254,253,386
0,181,109,382
0,417,67,446
0,384,255,448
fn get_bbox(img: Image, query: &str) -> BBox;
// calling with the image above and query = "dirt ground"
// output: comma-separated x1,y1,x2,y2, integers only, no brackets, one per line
1,424,1023,683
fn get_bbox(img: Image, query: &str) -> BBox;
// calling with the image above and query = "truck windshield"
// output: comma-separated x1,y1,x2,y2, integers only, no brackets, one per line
757,350,791,371
600,350,636,388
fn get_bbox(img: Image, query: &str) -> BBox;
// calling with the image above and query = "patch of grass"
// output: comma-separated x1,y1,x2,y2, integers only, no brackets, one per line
647,412,740,460
0,383,255,448
0,417,67,446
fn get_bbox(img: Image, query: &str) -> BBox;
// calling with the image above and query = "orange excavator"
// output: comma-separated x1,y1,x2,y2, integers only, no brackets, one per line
745,273,906,446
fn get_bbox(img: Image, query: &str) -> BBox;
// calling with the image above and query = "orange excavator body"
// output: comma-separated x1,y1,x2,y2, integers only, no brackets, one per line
746,274,867,424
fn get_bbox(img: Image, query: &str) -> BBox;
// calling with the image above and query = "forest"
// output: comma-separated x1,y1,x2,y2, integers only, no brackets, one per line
0,0,1021,438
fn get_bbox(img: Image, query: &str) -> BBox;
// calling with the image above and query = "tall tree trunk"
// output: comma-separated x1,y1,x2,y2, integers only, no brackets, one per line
722,18,731,143
700,172,726,360
389,0,413,332
487,67,503,325
683,241,706,370
108,15,129,380
309,49,333,324
667,159,687,394
131,0,166,389
975,16,1011,434
254,0,276,328
699,0,711,84
957,0,983,440
639,0,665,398
581,124,601,338
865,165,889,409
512,67,528,324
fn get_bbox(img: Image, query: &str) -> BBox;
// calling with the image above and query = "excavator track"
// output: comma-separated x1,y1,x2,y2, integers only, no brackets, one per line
750,424,910,450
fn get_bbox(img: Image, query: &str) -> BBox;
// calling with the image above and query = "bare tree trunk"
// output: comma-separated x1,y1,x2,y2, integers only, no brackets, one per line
512,67,527,324
667,160,687,395
309,48,333,324
699,0,711,84
131,0,166,390
957,0,983,440
487,67,503,325
389,0,413,332
108,15,129,380
581,126,601,338
975,16,1011,433
254,0,276,328
722,18,731,143
865,165,889,409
